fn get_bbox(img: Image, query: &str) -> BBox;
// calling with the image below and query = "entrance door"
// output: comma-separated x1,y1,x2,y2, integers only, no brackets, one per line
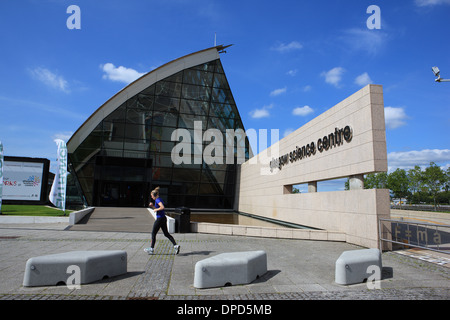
94,156,152,207
99,182,147,207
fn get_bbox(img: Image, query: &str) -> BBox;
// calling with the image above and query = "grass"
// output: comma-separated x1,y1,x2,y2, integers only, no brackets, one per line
0,205,73,216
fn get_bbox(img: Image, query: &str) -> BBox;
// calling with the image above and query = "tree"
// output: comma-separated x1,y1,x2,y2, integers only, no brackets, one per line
364,172,388,189
421,162,446,210
387,168,410,204
445,167,450,192
407,166,423,195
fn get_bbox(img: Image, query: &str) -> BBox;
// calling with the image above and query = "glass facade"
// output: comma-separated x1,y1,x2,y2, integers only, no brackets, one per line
68,59,250,210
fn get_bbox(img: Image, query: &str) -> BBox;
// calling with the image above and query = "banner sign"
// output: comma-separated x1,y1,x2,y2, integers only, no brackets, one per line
49,139,67,211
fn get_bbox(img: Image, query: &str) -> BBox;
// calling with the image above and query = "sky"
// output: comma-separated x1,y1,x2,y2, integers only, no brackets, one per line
1,0,449,184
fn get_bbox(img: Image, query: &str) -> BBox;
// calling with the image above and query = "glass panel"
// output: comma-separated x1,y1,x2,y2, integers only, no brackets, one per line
179,99,209,117
124,123,147,141
198,183,224,195
78,134,102,151
210,103,237,119
103,121,126,141
207,116,235,132
152,111,178,128
182,84,211,101
205,162,229,171
83,192,93,206
177,113,208,130
155,80,182,98
123,140,149,152
136,94,155,111
169,194,197,208
164,71,183,84
70,148,101,165
126,109,152,134
211,87,235,104
140,84,155,96
123,149,147,159
151,123,178,141
169,182,199,195
215,60,225,74
104,103,127,122
172,167,203,182
101,165,122,181
152,154,174,168
154,96,180,112
103,148,124,158
152,167,172,181
191,61,216,72
91,123,103,136
183,69,213,87
212,73,228,88
201,169,227,185
149,140,174,153
123,166,146,181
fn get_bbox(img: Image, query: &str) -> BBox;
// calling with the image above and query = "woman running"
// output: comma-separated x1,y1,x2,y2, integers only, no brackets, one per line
144,187,180,255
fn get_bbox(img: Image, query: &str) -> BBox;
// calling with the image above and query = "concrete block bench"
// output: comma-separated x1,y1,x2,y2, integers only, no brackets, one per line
194,250,267,289
23,250,127,287
335,248,382,285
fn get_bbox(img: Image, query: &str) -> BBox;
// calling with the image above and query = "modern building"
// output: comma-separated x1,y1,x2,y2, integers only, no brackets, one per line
66,45,390,249
67,45,251,210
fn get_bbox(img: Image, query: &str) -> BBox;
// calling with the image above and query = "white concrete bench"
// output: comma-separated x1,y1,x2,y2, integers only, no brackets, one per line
23,250,127,287
194,250,267,289
335,248,382,285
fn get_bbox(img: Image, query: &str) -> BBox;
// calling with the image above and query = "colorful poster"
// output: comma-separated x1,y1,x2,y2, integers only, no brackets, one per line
2,161,43,200
49,139,67,211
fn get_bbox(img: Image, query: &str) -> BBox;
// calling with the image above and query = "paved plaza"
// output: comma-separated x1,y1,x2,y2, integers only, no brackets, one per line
0,221,448,301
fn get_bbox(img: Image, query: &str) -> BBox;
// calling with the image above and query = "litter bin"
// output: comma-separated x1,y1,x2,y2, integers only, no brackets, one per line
174,207,191,233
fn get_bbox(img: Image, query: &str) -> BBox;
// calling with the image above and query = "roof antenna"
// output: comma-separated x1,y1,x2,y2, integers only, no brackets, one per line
214,32,217,46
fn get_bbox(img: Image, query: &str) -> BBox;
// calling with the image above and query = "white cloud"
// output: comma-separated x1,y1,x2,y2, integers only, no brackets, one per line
388,149,450,170
321,67,345,87
355,72,373,86
270,87,287,96
271,41,303,53
415,0,450,6
29,67,69,93
52,132,73,143
341,28,387,56
292,105,314,117
286,69,297,76
302,85,312,92
101,63,145,84
384,106,408,129
249,104,273,119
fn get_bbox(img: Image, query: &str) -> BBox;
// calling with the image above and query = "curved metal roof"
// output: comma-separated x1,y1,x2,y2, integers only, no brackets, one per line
67,45,231,153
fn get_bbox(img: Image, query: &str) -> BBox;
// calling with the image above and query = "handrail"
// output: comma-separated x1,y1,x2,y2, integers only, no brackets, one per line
379,218,450,254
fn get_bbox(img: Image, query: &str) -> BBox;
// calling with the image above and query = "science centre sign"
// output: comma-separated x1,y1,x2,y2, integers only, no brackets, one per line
270,125,353,172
